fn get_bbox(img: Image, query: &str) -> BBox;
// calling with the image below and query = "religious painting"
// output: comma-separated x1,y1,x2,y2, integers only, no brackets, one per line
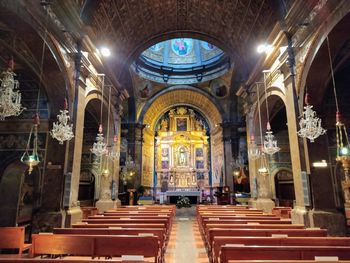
149,42,164,52
200,41,215,50
176,118,187,131
196,160,204,169
197,172,205,180
161,160,169,169
171,38,193,56
196,148,203,157
138,80,152,99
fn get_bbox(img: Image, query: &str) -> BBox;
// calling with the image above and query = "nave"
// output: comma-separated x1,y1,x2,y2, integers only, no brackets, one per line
2,204,350,262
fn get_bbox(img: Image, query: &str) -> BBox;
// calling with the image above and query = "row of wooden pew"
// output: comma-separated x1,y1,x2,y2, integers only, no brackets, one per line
0,205,175,263
197,205,350,263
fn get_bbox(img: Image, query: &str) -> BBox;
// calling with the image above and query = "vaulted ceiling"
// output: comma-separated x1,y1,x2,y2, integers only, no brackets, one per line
81,0,280,84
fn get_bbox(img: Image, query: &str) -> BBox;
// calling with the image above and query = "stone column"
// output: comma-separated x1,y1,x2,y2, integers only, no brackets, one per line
282,62,309,224
63,48,87,226
95,105,122,211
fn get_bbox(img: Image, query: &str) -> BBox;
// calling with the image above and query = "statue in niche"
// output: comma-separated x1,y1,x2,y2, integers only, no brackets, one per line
160,119,168,131
178,147,187,166
195,119,203,131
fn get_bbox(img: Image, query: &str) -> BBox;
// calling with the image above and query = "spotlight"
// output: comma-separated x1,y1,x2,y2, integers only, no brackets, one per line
100,47,111,57
257,44,273,54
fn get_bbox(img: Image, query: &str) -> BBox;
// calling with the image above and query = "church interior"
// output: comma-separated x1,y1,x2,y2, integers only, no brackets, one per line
1,0,350,262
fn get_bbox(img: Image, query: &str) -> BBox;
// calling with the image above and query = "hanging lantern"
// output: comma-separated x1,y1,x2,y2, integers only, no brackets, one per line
50,99,74,144
91,124,108,158
0,58,26,120
297,93,326,142
21,114,40,174
336,112,350,171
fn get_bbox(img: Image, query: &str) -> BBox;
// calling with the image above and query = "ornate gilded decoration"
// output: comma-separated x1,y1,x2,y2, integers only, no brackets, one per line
154,106,209,189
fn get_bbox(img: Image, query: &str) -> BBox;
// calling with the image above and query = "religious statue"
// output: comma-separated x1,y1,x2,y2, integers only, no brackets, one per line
160,119,168,131
178,147,187,166
195,119,203,131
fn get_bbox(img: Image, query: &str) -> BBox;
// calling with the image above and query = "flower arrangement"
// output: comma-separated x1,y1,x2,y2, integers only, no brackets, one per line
176,196,191,208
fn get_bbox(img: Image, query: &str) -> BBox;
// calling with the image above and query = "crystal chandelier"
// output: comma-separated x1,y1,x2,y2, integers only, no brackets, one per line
21,114,40,174
91,124,108,158
50,99,74,144
263,122,280,155
248,135,261,160
262,71,280,155
0,59,25,120
297,93,326,142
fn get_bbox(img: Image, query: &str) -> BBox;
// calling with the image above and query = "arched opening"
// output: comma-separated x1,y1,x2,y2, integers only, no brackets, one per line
304,12,350,214
274,169,294,207
140,89,223,203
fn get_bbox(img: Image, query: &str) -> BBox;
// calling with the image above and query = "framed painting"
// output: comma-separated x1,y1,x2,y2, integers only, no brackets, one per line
196,148,203,157
161,160,169,169
176,118,187,131
196,160,204,169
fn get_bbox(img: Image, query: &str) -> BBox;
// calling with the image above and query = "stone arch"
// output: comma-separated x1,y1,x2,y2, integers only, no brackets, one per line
297,1,350,107
140,88,224,189
141,88,223,132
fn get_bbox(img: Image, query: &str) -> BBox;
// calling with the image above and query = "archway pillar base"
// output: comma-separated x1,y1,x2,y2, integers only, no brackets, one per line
96,199,120,212
64,206,82,227
307,209,346,236
251,198,275,213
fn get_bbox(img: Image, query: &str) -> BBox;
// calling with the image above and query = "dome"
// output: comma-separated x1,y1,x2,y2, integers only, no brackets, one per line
132,38,231,84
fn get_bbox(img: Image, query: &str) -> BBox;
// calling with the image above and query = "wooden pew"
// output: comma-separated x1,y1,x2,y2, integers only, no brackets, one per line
206,228,328,253
212,236,350,263
219,245,350,263
227,261,350,263
31,234,161,263
72,223,165,229
53,227,167,248
0,260,146,263
0,227,32,256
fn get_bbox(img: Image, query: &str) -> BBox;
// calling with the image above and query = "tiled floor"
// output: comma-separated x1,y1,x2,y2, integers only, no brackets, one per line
165,216,209,263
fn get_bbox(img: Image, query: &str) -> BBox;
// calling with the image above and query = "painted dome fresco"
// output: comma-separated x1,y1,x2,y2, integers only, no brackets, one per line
132,38,231,84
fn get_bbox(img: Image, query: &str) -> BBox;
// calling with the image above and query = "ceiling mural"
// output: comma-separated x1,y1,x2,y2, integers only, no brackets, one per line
133,38,229,85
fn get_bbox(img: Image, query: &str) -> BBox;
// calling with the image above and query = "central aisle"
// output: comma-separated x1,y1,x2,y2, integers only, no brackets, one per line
165,209,209,263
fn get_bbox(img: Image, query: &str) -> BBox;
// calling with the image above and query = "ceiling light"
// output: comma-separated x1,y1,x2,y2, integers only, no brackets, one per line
257,44,273,54
100,47,111,57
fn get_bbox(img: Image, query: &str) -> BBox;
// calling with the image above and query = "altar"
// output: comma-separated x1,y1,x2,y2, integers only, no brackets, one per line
166,190,202,204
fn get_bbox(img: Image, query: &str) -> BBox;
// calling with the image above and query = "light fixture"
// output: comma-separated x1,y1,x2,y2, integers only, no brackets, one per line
312,160,328,168
21,114,40,174
257,43,273,54
91,75,107,159
326,37,350,174
297,92,326,142
248,134,261,160
100,47,111,57
0,58,26,120
50,98,74,144
262,71,280,155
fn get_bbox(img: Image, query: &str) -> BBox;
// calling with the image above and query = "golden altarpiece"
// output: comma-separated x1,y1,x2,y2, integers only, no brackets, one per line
155,107,210,190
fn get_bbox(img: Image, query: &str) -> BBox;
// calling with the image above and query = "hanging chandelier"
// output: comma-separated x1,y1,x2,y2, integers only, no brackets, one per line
91,124,108,158
263,122,280,155
50,99,74,144
0,59,25,120
297,93,326,142
21,114,40,174
262,71,280,155
248,135,261,160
